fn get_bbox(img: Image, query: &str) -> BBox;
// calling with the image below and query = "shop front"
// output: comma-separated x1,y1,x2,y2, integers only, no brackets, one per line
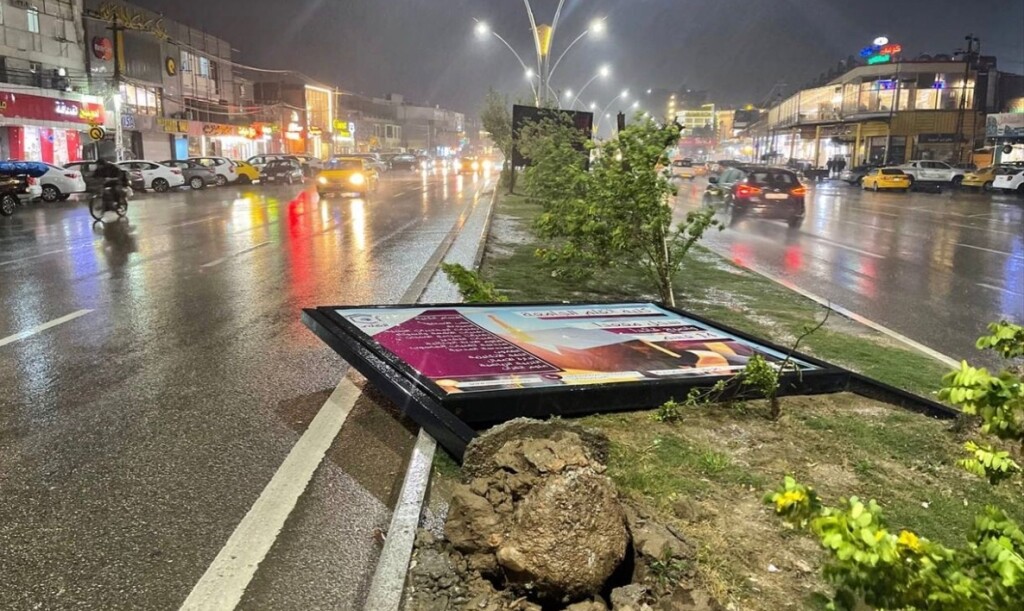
986,113,1024,164
0,90,105,164
153,118,273,160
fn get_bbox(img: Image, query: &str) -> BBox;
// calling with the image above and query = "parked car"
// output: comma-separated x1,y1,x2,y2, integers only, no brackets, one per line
389,153,419,171
992,168,1024,194
707,166,805,228
261,158,305,185
861,168,911,191
839,164,880,185
0,175,24,216
416,155,436,172
670,158,697,180
188,156,239,186
117,160,186,192
160,159,217,190
960,165,1017,192
350,153,388,175
316,157,378,196
232,160,261,184
66,160,145,192
894,160,966,186
28,162,88,202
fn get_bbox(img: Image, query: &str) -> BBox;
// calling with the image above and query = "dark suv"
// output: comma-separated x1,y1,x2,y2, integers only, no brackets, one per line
707,166,806,228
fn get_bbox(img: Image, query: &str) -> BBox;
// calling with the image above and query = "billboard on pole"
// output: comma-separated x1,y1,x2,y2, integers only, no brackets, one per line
511,104,593,167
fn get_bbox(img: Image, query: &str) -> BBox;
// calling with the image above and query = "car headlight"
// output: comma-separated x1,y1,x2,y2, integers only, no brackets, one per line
349,173,365,185
471,161,479,170
455,162,463,171
318,176,328,184
483,160,492,170
420,161,428,169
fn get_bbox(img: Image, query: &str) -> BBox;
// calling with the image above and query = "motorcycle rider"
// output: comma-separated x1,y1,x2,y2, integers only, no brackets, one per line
93,158,129,210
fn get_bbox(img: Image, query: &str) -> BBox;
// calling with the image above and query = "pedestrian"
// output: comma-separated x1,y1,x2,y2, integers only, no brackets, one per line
837,158,846,176
826,159,835,178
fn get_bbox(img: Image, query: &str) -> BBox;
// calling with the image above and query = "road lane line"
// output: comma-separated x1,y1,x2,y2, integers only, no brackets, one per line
808,235,885,259
0,309,92,348
178,377,362,611
169,214,221,229
978,282,1023,297
199,241,271,269
0,247,81,267
955,242,1015,257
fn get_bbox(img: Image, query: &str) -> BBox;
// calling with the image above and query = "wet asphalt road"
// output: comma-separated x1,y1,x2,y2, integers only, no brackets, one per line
0,169,493,610
673,178,1024,364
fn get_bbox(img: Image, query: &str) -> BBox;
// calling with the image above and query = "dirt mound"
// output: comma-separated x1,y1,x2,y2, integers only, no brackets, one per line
404,419,721,610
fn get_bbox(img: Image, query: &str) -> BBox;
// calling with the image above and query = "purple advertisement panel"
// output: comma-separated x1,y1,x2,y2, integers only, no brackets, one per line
338,303,817,394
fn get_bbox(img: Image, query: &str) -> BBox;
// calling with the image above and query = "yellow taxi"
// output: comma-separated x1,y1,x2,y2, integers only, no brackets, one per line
232,160,261,184
861,167,911,191
961,165,1011,192
316,157,378,196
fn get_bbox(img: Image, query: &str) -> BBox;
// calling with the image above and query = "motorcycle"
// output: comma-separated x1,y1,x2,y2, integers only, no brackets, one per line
89,181,133,221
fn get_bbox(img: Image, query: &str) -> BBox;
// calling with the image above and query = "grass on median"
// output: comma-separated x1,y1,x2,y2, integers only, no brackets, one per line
463,190,1023,609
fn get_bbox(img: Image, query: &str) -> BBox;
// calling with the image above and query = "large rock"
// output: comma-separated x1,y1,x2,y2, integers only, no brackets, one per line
497,470,629,599
446,484,503,553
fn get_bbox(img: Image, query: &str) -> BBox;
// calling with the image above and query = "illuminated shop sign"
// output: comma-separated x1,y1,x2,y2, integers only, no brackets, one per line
860,36,902,65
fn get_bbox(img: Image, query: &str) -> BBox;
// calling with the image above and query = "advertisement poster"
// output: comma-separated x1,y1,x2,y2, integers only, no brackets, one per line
338,304,816,394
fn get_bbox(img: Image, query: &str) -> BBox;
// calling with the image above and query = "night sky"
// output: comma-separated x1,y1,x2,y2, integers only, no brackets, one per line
132,0,1023,114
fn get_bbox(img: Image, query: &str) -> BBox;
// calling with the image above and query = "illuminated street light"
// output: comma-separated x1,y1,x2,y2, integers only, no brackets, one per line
570,64,612,108
548,15,609,93
646,88,652,94
564,89,573,100
474,21,490,37
590,18,607,35
632,101,639,109
589,102,597,110
525,68,535,79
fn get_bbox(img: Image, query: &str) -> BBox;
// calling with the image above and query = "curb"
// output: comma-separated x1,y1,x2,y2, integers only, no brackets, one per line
362,179,501,611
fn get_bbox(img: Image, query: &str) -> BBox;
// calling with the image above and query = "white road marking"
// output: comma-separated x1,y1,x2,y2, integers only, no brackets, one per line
178,377,362,611
199,241,271,269
393,191,409,197
955,242,1015,257
977,282,1022,296
169,215,220,229
809,235,886,259
0,247,78,267
0,309,92,348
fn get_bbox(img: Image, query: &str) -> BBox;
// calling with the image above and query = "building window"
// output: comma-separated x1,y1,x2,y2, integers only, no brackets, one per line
198,57,209,77
27,9,39,34
119,82,163,116
181,50,193,72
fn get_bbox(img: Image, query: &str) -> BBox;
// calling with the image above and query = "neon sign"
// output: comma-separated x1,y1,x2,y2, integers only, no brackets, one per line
860,36,901,65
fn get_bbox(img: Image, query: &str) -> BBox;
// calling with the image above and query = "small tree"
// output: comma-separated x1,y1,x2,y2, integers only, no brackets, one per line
521,114,720,306
441,263,507,304
480,89,513,188
940,321,1024,485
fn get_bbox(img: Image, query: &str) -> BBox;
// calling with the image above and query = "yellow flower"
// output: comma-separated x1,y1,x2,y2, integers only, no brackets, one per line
897,530,922,553
776,490,806,511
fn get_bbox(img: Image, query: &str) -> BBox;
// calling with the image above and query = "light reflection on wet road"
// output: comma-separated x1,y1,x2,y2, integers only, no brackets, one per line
0,169,493,609
673,178,1024,364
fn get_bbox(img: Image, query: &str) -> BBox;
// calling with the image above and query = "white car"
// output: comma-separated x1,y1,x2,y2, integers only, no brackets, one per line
31,163,87,202
894,160,965,186
670,159,697,180
992,168,1024,194
117,160,186,192
189,156,239,186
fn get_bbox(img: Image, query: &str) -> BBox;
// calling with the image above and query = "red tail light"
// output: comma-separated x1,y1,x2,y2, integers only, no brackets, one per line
735,184,762,198
27,177,38,185
64,172,79,179
170,169,182,175
790,186,807,196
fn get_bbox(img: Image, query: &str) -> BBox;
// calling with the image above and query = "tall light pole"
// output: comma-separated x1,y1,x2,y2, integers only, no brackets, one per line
570,64,610,109
596,89,629,135
475,20,540,105
476,3,606,106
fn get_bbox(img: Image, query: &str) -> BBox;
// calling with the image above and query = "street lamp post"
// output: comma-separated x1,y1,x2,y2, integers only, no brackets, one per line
570,64,610,109
597,89,629,133
476,2,605,106
475,20,541,105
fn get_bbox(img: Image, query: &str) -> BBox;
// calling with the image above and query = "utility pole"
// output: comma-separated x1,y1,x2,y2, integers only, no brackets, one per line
109,14,124,161
954,34,980,163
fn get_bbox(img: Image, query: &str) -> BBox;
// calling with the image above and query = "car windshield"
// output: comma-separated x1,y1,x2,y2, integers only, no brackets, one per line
326,159,362,170
880,169,905,175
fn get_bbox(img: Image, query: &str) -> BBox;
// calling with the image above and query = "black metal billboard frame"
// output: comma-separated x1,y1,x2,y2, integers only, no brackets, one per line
302,302,957,459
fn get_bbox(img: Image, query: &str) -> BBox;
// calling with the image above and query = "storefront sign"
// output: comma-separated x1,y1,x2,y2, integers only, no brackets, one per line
165,56,177,76
308,126,323,137
0,92,106,125
334,119,354,139
986,113,1024,138
88,126,106,141
122,113,136,130
92,37,113,61
918,133,957,144
238,126,257,139
157,117,190,133
202,123,237,136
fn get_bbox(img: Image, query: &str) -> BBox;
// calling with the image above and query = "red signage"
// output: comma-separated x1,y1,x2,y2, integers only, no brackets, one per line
0,92,106,125
92,37,113,61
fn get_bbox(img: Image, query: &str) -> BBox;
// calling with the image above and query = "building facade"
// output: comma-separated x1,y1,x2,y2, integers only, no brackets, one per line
0,0,105,163
750,58,1012,166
